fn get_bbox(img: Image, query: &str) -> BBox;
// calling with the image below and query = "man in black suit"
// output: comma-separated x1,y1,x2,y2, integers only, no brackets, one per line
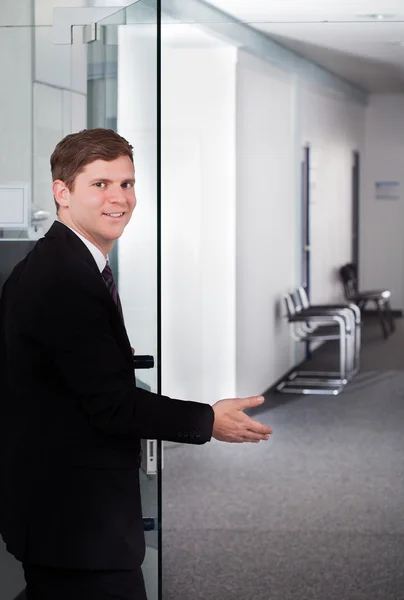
0,128,272,600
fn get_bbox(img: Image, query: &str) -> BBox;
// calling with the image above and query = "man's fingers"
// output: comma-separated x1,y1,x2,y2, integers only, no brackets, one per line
236,395,265,409
238,425,271,442
243,414,272,435
239,432,269,443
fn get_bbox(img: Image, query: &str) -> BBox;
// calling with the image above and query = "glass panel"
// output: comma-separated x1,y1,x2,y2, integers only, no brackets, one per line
84,3,160,599
0,3,160,599
0,14,85,600
32,25,80,240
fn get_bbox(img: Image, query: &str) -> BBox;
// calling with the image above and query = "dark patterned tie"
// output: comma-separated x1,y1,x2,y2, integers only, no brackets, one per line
102,262,124,321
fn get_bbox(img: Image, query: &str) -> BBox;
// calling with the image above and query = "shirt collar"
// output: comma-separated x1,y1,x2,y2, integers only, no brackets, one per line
57,219,107,273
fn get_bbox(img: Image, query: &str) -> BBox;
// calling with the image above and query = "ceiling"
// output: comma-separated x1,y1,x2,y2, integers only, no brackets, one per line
206,0,404,93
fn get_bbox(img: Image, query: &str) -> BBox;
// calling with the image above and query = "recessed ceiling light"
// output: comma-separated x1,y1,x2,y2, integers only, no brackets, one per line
357,13,396,20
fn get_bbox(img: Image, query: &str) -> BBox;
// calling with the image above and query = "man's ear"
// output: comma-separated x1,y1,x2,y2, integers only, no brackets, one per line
52,180,70,210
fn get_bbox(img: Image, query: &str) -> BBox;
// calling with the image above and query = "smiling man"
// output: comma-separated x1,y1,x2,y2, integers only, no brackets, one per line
0,129,272,600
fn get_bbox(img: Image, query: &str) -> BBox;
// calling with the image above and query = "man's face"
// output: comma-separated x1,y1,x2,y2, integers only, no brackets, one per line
53,156,136,255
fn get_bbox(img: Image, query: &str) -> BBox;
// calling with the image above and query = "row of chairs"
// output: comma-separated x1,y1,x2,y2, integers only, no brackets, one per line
277,287,361,396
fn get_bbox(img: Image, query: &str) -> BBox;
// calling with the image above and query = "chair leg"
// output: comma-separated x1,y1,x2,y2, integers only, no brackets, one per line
339,325,348,383
384,299,396,333
375,300,389,339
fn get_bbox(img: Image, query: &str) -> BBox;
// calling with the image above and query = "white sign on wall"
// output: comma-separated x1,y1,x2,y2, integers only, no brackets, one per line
0,183,30,228
375,181,400,201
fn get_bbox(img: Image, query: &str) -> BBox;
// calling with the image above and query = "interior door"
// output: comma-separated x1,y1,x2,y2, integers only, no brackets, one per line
352,150,360,290
302,144,311,359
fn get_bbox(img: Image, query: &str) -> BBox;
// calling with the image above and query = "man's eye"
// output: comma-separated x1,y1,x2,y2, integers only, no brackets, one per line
122,182,133,189
95,182,106,188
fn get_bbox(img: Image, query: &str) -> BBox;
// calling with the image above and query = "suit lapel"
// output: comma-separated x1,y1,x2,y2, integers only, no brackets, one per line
45,221,133,361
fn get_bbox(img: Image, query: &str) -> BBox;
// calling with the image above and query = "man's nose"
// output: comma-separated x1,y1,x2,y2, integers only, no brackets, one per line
108,186,127,202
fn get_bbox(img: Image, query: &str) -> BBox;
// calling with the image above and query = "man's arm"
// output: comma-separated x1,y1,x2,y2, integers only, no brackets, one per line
18,269,271,445
17,271,213,443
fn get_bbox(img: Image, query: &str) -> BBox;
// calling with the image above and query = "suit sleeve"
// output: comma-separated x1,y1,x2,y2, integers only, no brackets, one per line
21,271,215,444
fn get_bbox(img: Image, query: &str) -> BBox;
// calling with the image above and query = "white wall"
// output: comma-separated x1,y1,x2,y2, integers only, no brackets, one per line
117,28,238,407
235,50,297,395
300,83,365,305
361,94,404,311
118,26,238,407
234,56,366,395
160,41,237,404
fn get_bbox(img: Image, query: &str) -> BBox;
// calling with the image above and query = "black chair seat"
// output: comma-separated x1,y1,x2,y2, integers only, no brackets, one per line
355,290,390,300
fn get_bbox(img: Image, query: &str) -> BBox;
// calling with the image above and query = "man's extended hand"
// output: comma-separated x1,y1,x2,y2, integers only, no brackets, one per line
212,396,272,443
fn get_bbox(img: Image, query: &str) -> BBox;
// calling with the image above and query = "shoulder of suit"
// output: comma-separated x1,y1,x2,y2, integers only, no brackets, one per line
12,234,101,300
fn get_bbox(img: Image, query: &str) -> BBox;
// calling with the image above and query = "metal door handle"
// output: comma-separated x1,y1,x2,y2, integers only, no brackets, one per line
133,355,154,369
143,517,156,531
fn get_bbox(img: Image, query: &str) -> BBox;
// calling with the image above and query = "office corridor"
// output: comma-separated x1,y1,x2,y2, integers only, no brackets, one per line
162,318,404,600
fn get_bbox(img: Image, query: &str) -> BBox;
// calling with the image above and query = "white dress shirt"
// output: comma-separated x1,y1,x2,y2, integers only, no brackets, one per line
57,220,107,273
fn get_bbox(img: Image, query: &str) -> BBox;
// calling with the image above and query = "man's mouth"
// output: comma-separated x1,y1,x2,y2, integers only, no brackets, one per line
103,212,125,218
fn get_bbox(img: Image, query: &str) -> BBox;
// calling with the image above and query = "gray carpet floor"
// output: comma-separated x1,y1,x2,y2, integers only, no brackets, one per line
162,317,404,600
1,317,403,599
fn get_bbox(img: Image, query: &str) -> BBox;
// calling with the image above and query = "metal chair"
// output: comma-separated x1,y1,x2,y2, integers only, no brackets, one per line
277,292,355,395
295,286,361,377
290,291,355,382
339,263,395,339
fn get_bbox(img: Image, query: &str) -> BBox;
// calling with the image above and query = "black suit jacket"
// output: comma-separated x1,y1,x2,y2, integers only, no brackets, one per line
0,221,214,569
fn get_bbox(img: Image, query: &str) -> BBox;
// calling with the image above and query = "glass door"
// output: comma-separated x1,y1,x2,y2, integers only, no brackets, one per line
77,3,161,598
1,3,161,599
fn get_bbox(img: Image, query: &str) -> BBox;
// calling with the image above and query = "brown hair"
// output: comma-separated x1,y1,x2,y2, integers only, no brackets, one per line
50,128,134,212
